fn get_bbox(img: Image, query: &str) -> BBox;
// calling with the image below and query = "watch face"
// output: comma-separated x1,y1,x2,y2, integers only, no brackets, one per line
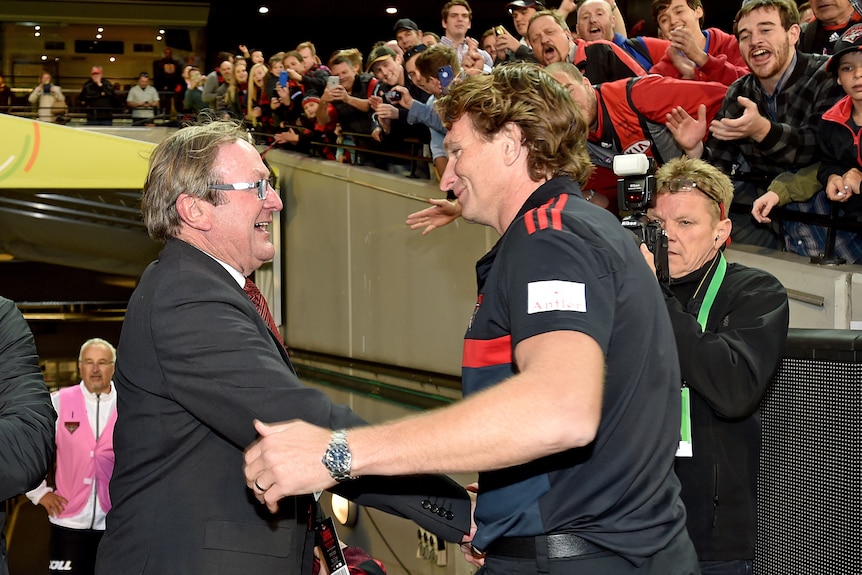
326,444,350,472
324,439,352,480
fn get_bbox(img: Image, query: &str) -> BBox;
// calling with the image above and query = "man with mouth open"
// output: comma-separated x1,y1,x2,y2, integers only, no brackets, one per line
95,120,471,574
526,10,648,83
666,0,844,254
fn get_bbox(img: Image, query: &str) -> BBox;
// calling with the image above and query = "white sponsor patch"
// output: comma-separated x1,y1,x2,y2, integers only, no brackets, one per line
527,280,586,314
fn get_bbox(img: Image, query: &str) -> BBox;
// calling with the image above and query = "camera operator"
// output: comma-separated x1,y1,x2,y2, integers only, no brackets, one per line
641,156,789,574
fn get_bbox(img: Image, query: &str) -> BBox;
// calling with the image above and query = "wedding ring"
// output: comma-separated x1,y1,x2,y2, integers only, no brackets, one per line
254,479,266,492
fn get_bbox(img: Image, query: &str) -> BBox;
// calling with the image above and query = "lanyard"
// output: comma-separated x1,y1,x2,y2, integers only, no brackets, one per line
677,252,726,459
695,252,727,331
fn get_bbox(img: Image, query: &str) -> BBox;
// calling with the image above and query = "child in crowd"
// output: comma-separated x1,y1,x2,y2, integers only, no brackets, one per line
820,23,862,218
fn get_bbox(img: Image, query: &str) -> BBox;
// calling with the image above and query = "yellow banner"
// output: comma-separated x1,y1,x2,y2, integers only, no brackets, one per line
0,114,155,189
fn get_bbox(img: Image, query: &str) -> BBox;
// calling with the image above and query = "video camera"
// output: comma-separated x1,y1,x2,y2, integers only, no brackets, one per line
614,154,669,284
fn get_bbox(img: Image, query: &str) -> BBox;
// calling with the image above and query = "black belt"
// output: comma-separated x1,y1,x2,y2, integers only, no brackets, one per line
484,533,604,559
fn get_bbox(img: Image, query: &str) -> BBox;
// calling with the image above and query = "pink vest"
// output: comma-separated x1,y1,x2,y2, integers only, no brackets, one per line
55,385,117,518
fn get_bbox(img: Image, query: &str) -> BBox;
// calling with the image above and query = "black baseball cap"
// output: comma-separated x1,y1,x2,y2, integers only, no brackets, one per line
507,0,545,13
827,23,862,75
394,18,420,33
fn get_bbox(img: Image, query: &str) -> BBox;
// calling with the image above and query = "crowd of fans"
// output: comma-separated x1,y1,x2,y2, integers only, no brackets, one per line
8,0,862,261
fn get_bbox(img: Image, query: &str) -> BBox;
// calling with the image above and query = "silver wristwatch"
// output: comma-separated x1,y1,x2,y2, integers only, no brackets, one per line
322,429,355,481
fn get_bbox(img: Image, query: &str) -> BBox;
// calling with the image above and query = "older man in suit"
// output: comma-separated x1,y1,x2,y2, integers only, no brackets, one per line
94,120,470,575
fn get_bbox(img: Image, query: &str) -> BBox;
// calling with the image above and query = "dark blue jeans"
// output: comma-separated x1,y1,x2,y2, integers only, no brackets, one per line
699,559,752,575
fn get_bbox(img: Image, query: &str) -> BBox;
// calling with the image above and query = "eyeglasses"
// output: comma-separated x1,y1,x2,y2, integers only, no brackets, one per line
209,176,275,200
81,360,114,368
666,178,699,192
665,178,725,218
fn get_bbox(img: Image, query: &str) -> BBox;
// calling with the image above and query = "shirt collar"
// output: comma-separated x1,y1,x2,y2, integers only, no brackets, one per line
79,380,116,398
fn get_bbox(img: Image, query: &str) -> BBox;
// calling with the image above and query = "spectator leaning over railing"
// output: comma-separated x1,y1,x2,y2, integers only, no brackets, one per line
404,44,462,179
317,48,379,165
649,0,749,85
287,45,329,100
666,0,857,261
576,0,670,70
526,11,648,83
752,24,862,262
366,44,430,176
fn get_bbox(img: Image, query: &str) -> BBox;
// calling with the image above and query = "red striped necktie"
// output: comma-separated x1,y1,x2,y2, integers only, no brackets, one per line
243,277,286,348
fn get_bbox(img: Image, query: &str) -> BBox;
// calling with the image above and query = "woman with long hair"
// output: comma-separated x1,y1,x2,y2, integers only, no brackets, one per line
247,62,273,131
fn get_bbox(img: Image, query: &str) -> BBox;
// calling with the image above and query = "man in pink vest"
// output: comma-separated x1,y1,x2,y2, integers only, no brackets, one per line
27,338,117,575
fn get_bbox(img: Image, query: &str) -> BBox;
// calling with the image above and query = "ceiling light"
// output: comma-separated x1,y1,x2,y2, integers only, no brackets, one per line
259,6,269,14
386,7,398,14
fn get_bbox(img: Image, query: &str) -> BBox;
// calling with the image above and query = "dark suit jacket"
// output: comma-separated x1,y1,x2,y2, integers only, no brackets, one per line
95,239,469,574
0,297,56,575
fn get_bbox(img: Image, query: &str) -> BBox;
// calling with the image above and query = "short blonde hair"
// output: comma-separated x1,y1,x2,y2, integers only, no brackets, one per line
655,157,733,223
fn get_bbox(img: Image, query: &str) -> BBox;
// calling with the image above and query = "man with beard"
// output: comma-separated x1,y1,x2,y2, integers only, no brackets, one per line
667,0,845,253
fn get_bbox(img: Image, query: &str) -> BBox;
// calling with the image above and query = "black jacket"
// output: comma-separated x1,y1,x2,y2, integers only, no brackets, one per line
79,79,116,122
666,254,789,560
0,297,56,575
96,239,469,574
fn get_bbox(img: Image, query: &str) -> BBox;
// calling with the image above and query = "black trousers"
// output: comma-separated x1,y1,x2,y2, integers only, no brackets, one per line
478,529,700,575
49,525,103,575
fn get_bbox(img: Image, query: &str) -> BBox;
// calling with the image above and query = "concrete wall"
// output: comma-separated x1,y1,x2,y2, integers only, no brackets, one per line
270,150,497,377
